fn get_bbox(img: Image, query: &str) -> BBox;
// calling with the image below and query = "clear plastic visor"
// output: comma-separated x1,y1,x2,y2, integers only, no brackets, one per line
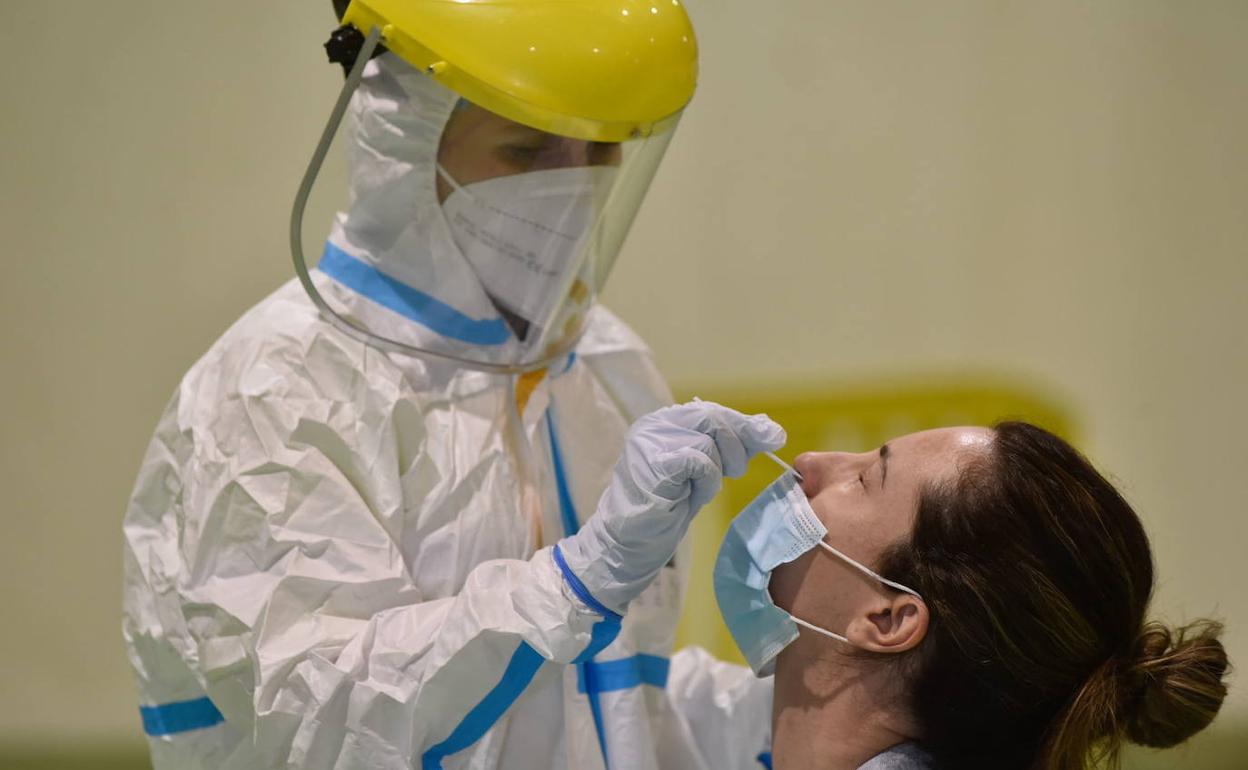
433,100,676,363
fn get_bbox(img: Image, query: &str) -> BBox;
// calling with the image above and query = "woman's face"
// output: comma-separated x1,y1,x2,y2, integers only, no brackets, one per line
770,427,992,652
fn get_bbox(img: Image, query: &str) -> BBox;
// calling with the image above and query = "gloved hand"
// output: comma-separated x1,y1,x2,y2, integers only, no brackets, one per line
555,400,786,615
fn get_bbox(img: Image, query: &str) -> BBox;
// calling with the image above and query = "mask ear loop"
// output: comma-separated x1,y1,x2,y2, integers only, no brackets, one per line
790,616,851,645
814,541,922,597
436,164,473,200
788,548,922,648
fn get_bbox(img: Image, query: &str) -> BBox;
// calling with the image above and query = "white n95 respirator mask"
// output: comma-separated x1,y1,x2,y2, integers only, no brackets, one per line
438,164,616,338
713,471,922,677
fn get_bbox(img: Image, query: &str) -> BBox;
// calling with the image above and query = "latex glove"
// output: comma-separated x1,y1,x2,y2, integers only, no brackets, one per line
555,400,786,615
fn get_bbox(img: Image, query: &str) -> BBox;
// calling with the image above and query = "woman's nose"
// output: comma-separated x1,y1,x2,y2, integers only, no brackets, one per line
793,450,865,497
793,451,834,497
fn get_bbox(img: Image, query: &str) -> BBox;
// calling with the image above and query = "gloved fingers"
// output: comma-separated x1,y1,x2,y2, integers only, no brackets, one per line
687,455,725,512
736,411,786,459
658,401,787,477
663,444,724,513
694,409,748,478
649,439,723,504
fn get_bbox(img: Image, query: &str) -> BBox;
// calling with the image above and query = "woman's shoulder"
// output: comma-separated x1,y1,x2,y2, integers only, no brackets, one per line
858,742,934,770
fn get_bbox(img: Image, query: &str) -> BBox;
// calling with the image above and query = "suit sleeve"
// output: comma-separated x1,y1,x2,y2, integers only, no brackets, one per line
147,375,616,769
666,646,774,770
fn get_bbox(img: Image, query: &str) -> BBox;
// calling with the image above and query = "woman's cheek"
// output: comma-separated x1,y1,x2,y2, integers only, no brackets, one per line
767,548,817,613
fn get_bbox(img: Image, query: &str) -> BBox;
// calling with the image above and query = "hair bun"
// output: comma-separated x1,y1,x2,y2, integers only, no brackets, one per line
1122,619,1229,748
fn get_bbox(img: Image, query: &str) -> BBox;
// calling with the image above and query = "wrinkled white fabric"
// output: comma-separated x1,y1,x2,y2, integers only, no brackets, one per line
122,52,773,770
324,54,522,364
667,647,775,770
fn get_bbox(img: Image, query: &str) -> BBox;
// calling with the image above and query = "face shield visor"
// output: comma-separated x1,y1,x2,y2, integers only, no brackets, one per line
292,2,697,374
432,100,675,353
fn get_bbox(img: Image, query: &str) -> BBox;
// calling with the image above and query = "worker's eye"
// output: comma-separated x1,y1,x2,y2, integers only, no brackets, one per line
858,472,867,489
501,144,543,164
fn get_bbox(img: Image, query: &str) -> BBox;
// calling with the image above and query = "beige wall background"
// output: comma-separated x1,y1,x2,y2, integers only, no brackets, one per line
1,0,1244,764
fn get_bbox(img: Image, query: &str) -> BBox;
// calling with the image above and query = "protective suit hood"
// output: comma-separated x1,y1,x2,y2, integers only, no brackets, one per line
318,54,526,365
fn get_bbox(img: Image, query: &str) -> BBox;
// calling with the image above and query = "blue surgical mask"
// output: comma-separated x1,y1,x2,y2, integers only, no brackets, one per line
713,468,922,677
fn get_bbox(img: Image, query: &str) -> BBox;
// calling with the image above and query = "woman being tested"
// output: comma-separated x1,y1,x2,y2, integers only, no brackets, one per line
707,420,1230,769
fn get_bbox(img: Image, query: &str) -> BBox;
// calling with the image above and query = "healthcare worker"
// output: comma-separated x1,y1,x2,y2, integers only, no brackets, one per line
123,2,775,769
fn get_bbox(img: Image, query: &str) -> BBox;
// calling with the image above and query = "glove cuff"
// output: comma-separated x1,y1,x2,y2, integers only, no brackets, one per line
553,543,623,620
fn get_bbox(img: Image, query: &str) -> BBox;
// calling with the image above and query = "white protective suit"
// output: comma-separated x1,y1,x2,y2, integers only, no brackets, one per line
122,55,772,770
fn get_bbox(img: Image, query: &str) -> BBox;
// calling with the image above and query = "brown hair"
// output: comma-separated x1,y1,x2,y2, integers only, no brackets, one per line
879,421,1229,769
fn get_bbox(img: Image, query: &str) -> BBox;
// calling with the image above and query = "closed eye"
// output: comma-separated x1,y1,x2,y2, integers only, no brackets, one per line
503,144,542,161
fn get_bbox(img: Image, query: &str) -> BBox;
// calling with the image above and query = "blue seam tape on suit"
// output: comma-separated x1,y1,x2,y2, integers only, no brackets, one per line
420,411,625,769
318,240,511,345
553,545,621,620
574,619,624,663
420,643,546,770
549,411,612,768
585,674,610,767
757,751,773,769
418,620,619,770
576,654,670,694
139,696,224,736
546,412,582,539
547,414,621,620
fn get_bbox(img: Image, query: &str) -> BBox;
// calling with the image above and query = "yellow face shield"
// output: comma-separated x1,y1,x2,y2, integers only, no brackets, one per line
293,1,699,373
342,0,697,142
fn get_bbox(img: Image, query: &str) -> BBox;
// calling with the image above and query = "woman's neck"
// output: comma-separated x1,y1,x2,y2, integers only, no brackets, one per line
771,646,917,770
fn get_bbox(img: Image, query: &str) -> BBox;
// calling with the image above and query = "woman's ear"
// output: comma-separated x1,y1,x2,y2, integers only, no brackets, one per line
849,593,928,654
